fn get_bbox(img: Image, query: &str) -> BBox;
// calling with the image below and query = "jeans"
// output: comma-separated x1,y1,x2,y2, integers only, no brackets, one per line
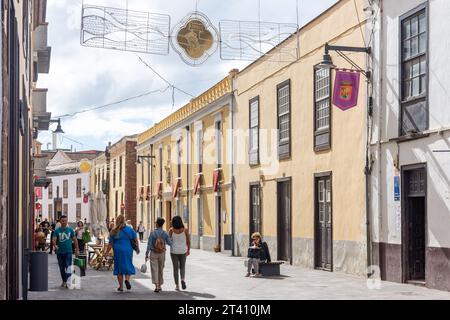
247,258,260,274
170,253,187,285
57,253,73,283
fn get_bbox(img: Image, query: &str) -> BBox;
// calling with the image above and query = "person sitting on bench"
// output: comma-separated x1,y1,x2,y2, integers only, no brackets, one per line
245,232,271,277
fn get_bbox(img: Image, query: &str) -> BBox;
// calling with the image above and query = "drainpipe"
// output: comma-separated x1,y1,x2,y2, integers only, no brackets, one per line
365,0,380,277
377,0,384,273
186,125,191,229
229,69,238,256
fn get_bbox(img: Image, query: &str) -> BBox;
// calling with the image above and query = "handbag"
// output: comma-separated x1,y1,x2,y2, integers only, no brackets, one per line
125,229,139,253
140,263,147,273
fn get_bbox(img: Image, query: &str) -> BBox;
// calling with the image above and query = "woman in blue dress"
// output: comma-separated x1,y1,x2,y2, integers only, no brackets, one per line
105,214,140,291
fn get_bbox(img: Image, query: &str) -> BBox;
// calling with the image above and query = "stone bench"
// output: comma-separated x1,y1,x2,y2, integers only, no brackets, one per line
259,261,284,277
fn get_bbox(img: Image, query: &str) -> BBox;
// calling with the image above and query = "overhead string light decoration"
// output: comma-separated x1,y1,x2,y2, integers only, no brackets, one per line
80,0,300,66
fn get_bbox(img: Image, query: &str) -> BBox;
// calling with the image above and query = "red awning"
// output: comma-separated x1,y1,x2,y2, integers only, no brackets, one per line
157,182,163,199
146,185,151,201
194,174,202,195
139,186,144,201
173,178,182,198
213,169,221,192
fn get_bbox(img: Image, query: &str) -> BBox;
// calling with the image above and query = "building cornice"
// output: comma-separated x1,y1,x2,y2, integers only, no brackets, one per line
137,75,233,147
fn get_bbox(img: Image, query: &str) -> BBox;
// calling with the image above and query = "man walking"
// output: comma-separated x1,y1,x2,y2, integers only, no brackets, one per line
146,218,172,293
52,215,79,288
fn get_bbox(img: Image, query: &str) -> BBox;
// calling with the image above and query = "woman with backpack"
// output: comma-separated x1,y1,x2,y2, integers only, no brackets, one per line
145,217,172,293
169,216,190,291
105,215,140,292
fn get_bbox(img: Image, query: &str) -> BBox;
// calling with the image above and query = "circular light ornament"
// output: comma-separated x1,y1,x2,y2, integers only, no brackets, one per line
171,11,219,66
79,161,92,173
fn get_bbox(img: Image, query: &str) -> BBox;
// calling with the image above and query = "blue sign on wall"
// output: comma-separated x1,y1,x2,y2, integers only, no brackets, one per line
394,176,400,201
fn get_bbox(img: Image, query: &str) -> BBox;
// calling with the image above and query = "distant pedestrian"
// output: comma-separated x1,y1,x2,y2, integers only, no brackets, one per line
40,219,50,237
108,218,115,232
137,221,146,242
49,220,57,254
126,220,132,227
145,217,172,293
105,215,140,292
169,216,190,291
55,217,62,230
35,227,47,251
75,221,86,253
52,215,79,288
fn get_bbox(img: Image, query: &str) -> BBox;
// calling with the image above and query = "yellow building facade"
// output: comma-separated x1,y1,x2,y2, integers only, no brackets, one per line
137,73,236,252
90,152,107,197
234,0,370,275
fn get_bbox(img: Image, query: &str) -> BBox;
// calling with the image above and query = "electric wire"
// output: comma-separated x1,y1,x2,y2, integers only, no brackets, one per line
353,0,367,47
53,86,172,119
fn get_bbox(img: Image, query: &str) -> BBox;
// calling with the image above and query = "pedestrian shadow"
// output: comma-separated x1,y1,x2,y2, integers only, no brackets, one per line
256,275,291,280
179,291,216,299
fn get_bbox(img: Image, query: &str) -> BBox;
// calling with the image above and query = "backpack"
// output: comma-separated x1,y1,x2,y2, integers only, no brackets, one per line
153,230,166,253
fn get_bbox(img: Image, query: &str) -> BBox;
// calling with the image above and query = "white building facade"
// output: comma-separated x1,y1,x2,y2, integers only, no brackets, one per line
38,150,96,225
41,172,91,225
370,0,450,291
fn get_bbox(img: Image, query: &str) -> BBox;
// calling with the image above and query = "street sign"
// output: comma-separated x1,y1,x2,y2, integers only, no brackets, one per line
394,175,400,201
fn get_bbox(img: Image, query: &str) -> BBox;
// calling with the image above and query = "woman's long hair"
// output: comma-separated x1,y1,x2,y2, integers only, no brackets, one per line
110,215,126,237
171,216,184,230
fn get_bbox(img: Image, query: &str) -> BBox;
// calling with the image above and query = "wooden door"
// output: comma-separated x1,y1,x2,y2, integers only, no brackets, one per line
249,184,261,243
404,167,426,281
277,180,291,263
315,175,332,271
215,195,222,250
165,201,172,230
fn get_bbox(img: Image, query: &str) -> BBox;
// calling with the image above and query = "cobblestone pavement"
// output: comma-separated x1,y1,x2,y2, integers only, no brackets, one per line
28,242,450,300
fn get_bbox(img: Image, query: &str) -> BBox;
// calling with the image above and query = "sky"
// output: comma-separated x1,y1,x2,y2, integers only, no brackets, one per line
37,0,338,152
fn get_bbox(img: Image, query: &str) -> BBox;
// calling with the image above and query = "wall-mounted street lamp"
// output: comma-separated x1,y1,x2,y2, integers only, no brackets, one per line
318,42,371,79
136,155,155,165
49,118,64,134
318,42,372,278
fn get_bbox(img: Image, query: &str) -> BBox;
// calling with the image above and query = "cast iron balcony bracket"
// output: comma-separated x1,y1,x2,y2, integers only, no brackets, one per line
324,43,372,79
136,155,156,165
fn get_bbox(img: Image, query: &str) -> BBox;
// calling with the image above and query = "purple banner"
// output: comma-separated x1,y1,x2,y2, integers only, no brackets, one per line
332,70,360,111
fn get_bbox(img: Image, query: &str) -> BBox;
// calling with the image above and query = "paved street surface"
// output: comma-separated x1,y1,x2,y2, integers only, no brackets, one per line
29,243,450,300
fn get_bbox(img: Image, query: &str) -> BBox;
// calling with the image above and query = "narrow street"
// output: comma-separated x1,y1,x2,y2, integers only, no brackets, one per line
28,243,450,300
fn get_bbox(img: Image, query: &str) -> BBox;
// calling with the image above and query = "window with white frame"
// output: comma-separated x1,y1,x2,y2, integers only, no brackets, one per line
400,6,427,135
197,129,203,173
314,67,331,150
277,80,291,159
249,96,259,165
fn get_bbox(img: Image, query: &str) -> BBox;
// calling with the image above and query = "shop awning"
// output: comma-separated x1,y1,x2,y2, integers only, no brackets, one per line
194,173,202,195
173,178,182,198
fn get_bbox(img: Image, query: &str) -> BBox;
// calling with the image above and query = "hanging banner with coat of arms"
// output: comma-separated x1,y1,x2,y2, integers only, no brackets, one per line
332,70,360,111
